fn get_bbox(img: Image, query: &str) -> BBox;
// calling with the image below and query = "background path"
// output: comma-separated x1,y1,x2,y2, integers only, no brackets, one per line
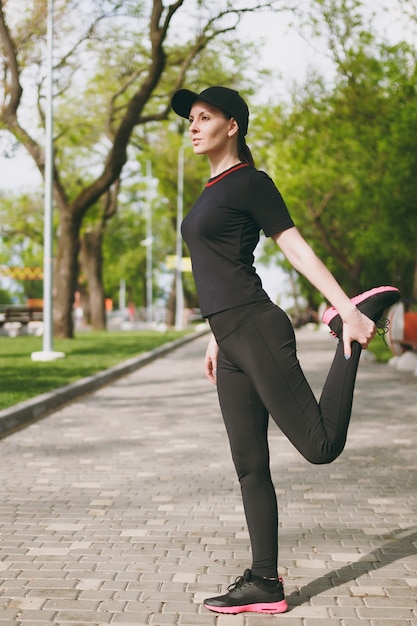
1,328,416,625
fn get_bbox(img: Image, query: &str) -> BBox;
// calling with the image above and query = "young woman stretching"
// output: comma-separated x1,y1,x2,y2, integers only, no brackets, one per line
171,86,400,615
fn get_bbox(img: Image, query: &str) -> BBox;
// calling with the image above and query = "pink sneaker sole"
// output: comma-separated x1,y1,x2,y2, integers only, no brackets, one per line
322,286,401,337
204,598,289,614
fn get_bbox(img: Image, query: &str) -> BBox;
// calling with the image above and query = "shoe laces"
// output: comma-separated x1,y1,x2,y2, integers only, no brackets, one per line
227,571,284,593
376,317,389,337
227,571,251,592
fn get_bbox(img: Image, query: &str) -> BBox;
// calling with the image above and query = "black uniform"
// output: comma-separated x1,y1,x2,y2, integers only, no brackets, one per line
182,163,362,578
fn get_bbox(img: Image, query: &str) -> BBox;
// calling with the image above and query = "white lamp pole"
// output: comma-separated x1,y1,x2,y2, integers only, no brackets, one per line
32,0,64,361
175,143,185,330
145,160,153,325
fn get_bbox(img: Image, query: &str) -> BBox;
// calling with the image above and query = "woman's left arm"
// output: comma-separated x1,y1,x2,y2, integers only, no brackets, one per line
272,227,376,357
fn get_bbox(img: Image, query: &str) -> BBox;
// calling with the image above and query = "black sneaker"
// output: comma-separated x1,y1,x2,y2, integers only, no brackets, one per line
203,568,288,614
322,285,401,338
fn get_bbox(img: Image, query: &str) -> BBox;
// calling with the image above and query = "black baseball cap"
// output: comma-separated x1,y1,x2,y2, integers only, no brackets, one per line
171,86,249,137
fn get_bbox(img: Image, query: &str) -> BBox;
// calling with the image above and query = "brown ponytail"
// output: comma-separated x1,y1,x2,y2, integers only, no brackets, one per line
238,137,255,168
222,109,255,167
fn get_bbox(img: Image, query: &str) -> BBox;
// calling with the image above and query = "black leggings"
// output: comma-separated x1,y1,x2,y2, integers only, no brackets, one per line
208,300,362,578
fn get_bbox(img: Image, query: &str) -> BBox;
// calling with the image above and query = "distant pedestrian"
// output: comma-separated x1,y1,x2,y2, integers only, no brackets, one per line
171,86,400,615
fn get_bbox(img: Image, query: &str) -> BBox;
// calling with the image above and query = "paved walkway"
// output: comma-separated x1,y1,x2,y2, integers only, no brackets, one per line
0,328,417,626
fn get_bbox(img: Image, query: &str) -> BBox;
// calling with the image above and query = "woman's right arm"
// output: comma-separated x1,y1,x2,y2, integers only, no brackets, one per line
273,226,376,357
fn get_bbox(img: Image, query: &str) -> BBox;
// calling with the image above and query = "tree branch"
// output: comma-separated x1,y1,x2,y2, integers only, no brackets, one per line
70,1,290,217
70,0,173,216
0,0,23,119
305,194,353,274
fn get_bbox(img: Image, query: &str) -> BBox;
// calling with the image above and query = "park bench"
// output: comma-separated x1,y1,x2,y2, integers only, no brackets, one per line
0,306,43,327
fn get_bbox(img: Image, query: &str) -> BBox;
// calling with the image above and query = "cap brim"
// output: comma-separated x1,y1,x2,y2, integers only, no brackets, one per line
171,89,200,120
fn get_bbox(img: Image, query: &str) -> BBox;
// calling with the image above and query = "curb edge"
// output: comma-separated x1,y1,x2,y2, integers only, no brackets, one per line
0,327,210,439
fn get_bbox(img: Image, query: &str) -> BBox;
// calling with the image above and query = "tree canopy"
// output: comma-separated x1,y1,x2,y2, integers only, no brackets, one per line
255,0,417,308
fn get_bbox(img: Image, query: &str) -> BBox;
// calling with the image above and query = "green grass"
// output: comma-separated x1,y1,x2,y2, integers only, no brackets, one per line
0,329,190,411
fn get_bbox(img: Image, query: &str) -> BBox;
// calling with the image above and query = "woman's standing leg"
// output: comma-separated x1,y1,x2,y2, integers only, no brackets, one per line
203,343,288,614
216,348,279,578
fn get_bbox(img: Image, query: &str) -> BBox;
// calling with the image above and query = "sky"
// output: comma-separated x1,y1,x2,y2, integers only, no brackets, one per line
239,7,330,98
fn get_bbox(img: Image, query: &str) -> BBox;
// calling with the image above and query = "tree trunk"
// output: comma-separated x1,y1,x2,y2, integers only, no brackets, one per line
166,281,175,326
78,284,91,326
53,211,81,338
79,227,106,331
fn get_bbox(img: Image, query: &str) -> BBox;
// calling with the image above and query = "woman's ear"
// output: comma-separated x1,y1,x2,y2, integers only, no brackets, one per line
228,118,240,138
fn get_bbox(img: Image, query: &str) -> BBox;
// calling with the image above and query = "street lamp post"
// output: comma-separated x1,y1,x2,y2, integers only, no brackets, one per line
145,160,153,325
140,160,156,326
31,0,64,362
175,143,185,330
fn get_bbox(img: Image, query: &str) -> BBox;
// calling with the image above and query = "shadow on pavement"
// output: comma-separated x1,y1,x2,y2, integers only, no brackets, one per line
287,525,417,608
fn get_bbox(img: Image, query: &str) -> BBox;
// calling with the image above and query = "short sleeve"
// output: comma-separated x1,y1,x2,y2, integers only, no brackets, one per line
245,170,294,237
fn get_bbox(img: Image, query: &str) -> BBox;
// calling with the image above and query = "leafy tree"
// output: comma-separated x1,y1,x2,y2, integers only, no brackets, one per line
255,0,417,308
0,0,288,337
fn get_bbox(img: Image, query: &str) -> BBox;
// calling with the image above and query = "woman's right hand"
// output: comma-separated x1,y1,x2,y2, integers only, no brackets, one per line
204,333,219,385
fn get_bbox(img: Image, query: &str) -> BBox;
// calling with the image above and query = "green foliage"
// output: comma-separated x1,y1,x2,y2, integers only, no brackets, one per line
254,5,417,302
0,191,44,301
0,286,13,304
102,205,148,305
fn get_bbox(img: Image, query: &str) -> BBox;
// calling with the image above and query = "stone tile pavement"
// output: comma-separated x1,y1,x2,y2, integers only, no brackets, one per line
0,327,417,626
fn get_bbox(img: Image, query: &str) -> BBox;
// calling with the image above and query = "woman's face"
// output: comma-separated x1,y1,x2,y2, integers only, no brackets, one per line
188,101,238,158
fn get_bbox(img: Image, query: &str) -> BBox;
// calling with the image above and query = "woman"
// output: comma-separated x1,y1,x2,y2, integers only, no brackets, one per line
171,86,400,615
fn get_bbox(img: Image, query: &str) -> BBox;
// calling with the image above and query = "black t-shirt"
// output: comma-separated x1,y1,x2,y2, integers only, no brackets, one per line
181,163,295,317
